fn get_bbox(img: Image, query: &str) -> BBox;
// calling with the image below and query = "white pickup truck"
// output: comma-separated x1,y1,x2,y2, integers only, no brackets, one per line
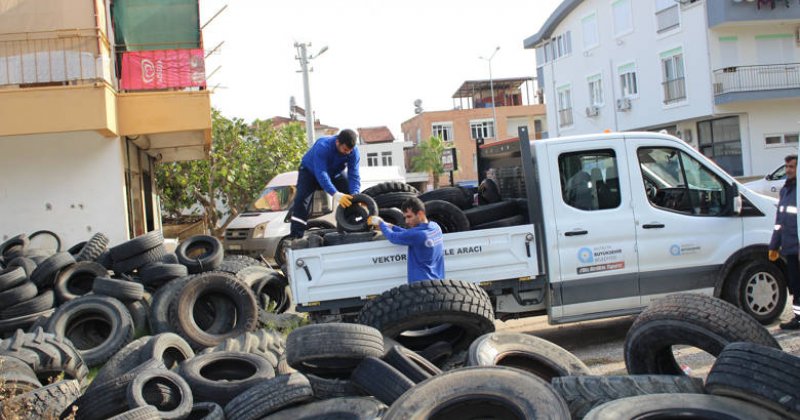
286,129,786,326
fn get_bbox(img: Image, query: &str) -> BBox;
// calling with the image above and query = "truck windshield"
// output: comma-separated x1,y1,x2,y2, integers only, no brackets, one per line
247,186,296,212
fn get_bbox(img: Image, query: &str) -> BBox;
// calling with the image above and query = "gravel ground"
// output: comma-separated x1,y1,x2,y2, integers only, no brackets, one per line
496,300,800,380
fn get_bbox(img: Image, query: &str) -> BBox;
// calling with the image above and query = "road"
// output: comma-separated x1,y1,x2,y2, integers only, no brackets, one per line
495,302,800,378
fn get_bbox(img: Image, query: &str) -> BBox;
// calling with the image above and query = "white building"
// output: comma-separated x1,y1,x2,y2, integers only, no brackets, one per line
357,126,406,176
525,0,800,176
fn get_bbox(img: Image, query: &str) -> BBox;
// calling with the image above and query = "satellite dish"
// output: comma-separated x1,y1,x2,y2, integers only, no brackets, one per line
290,96,296,107
413,99,422,107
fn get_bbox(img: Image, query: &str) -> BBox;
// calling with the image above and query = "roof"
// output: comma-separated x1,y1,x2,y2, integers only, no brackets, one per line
357,126,395,144
452,77,533,98
523,0,583,49
269,116,339,131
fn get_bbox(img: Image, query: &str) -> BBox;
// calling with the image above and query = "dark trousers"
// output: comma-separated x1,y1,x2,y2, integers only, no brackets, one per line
787,255,800,315
289,167,349,238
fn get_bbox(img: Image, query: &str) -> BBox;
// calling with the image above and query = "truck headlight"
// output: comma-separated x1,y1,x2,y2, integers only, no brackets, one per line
253,221,269,238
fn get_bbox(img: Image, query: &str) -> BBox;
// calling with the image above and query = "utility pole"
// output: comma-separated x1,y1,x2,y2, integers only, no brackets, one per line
480,46,500,140
294,42,328,147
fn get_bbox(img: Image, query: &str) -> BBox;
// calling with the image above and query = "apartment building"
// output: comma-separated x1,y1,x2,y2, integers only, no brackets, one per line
401,78,547,189
357,126,405,176
525,0,800,176
0,0,212,246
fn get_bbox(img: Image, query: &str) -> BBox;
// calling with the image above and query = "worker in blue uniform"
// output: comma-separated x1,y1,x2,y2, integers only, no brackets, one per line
289,129,361,239
369,197,445,283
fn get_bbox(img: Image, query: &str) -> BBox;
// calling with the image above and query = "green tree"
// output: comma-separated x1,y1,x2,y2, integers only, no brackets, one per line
156,109,307,236
411,135,445,190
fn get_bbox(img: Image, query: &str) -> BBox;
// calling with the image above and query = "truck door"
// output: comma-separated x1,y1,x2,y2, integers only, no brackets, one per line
626,139,743,306
548,141,640,320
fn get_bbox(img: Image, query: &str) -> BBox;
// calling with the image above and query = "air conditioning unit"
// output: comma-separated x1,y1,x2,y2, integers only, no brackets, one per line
616,98,632,111
585,106,600,117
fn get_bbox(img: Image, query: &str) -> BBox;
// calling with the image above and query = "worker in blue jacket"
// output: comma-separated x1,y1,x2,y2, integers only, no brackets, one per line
769,154,800,330
368,197,444,283
289,129,361,239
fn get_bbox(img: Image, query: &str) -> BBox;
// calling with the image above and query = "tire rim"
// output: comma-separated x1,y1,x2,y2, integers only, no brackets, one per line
745,271,779,315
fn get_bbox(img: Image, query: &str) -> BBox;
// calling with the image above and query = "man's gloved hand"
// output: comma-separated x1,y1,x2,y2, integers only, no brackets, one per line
368,216,383,227
768,249,780,262
333,192,353,208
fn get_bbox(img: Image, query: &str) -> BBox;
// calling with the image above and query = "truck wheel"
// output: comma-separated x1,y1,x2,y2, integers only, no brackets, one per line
723,259,786,324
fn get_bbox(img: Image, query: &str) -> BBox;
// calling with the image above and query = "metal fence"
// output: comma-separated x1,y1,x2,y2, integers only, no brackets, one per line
662,77,686,104
713,63,800,95
0,29,112,88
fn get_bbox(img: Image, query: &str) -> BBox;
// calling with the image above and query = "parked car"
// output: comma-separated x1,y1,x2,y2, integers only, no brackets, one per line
744,164,785,198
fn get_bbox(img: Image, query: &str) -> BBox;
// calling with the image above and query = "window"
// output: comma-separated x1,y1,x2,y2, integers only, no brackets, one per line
612,0,633,37
582,13,599,50
381,151,393,166
655,0,679,33
661,48,686,104
557,86,573,128
470,119,495,140
756,34,795,65
697,116,743,176
367,153,378,167
542,31,573,63
765,133,800,146
558,150,621,211
618,63,638,97
637,147,729,216
718,36,739,69
431,123,453,141
588,74,603,106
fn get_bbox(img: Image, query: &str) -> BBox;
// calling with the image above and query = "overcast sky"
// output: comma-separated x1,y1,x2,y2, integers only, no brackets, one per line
199,0,562,140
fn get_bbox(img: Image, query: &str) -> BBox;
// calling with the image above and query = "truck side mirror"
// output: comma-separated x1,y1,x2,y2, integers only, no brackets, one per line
730,183,742,216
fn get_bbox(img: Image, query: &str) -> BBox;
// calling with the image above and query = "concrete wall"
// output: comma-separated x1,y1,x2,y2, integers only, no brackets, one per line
0,131,129,247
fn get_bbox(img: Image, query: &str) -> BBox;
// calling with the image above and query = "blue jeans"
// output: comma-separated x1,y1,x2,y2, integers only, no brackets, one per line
289,168,349,238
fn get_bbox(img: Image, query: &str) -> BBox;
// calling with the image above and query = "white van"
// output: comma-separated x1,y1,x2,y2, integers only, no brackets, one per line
223,166,405,264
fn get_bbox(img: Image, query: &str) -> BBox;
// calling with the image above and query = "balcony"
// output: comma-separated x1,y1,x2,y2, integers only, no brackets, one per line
713,63,800,105
707,1,800,28
662,77,686,104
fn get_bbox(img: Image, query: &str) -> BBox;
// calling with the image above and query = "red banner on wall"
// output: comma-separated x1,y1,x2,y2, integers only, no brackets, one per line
121,48,206,90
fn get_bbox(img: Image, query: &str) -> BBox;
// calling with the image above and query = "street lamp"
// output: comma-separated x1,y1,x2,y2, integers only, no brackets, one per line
294,42,328,147
479,46,500,141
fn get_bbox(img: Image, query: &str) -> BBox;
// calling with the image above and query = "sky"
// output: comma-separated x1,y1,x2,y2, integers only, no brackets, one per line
199,0,563,140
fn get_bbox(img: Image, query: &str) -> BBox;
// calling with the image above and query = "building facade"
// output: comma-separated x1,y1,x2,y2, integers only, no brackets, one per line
401,78,547,189
525,0,800,176
357,126,406,176
0,0,211,246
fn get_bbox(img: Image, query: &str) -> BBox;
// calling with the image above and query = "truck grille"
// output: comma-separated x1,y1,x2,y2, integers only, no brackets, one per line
225,229,250,240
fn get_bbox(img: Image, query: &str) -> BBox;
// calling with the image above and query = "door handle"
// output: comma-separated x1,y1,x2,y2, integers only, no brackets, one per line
565,230,588,236
642,223,665,229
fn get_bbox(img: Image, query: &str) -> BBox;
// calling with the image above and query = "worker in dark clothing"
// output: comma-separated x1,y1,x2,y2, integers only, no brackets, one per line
289,129,361,239
368,197,444,283
769,154,800,330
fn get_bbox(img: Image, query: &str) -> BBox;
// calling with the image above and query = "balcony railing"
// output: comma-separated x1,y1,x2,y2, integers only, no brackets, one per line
662,77,686,104
0,29,112,88
713,63,800,96
558,108,573,127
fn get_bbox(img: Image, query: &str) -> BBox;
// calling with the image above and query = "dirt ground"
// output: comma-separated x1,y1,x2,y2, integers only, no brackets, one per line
496,300,800,380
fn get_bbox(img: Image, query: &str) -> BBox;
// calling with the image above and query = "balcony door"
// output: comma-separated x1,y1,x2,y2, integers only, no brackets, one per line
697,116,743,176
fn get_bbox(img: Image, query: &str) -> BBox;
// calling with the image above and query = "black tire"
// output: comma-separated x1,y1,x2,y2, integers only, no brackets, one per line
75,232,109,263
724,259,787,324
383,366,570,420
6,256,37,278
178,351,276,405
477,178,501,204
113,245,167,274
624,293,780,376
335,194,378,233
306,373,364,400
552,375,705,419
106,406,161,420
379,207,406,227
323,231,377,246
262,396,387,420
186,402,225,420
97,250,114,269
54,261,108,303
223,372,314,420
142,332,195,370
467,332,592,381
287,323,384,376
67,241,87,256
161,252,180,265
110,230,164,261
0,327,89,387
169,272,258,349
127,369,193,420
45,294,135,367
373,192,418,209
139,263,189,289
0,266,27,291
706,342,800,419
1,289,55,319
351,356,414,405
424,200,470,233
126,299,149,334
383,344,442,383
582,394,785,420
28,230,62,252
357,280,495,352
199,331,279,368
0,309,55,336
0,354,42,396
471,214,526,230
218,258,255,275
419,187,472,210
176,235,224,274
0,234,29,259
362,181,419,197
93,276,145,302
86,336,152,394
463,200,520,226
148,276,193,335
417,340,453,367
30,252,75,289
0,281,37,307
4,379,81,419
251,272,291,314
